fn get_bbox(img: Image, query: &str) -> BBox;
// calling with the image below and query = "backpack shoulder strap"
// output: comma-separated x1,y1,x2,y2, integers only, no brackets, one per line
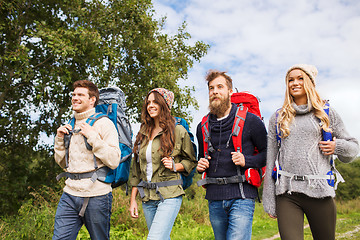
323,101,330,115
275,109,282,147
201,114,213,158
63,117,76,169
69,117,76,129
230,105,247,199
230,104,247,153
86,112,108,126
84,112,109,169
84,112,108,151
175,116,187,128
322,101,332,142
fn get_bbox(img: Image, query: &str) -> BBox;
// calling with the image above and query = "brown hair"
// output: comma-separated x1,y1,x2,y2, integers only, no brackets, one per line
73,80,99,106
133,91,175,158
205,70,233,89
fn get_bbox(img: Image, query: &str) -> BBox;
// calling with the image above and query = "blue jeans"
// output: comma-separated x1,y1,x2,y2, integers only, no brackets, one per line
53,192,112,240
142,196,182,240
208,198,255,240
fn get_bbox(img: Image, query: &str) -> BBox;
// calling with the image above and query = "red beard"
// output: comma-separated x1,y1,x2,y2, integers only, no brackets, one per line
209,94,231,117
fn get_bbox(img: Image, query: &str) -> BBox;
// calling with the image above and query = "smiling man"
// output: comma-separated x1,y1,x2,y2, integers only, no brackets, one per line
53,80,121,240
196,70,267,240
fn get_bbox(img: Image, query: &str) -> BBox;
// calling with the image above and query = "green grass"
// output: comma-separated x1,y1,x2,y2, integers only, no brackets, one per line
252,203,279,240
1,184,360,240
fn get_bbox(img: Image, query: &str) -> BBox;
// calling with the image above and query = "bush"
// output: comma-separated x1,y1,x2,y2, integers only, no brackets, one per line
0,185,60,240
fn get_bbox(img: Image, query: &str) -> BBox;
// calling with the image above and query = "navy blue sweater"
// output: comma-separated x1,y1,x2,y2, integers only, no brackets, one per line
196,103,267,200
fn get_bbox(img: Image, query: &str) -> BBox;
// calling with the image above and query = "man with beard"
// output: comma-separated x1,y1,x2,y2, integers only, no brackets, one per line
196,70,267,240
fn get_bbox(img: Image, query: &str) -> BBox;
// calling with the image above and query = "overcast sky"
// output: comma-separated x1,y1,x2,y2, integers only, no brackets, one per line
152,0,360,148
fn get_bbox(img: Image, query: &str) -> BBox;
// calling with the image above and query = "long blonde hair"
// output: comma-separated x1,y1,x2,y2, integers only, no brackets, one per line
277,69,331,138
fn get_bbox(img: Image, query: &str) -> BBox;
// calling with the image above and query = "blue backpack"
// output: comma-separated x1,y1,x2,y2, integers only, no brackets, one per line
95,87,133,187
175,117,197,190
59,87,133,188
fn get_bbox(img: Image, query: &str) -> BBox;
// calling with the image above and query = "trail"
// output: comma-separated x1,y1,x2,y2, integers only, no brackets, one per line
262,224,310,240
263,222,360,240
336,224,360,239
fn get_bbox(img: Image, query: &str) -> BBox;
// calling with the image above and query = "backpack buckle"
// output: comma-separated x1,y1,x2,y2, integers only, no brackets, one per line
216,178,227,185
72,173,81,180
294,175,305,181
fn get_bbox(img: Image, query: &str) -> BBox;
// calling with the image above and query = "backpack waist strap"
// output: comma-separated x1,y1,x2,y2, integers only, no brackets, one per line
56,167,109,183
278,169,334,180
137,179,183,202
196,175,246,187
277,169,337,193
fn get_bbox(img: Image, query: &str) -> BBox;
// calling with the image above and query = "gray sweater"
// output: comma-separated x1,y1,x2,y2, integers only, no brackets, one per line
262,103,359,217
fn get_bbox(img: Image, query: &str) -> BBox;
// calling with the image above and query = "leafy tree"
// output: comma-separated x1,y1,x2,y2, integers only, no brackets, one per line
0,0,209,214
335,157,360,201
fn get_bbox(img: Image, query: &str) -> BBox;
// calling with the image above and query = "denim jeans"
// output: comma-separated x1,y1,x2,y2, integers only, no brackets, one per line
142,196,182,240
53,192,112,240
208,198,255,240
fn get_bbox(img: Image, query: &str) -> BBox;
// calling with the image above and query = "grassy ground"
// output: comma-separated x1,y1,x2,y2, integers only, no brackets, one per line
79,185,360,240
1,184,359,240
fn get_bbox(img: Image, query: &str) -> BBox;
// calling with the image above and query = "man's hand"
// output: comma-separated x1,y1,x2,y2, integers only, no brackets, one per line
79,122,95,138
197,156,210,173
319,137,336,156
231,151,245,167
56,124,73,138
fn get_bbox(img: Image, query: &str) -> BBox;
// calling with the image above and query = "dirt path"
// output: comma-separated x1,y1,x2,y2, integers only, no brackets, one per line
263,221,360,240
262,224,310,240
336,225,360,239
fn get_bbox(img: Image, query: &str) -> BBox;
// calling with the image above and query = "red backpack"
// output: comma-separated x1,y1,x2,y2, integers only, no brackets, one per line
200,91,266,189
231,91,262,119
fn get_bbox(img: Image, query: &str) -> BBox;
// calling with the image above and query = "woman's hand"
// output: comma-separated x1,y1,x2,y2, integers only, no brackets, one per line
319,137,336,156
129,187,139,218
161,157,174,170
129,199,138,218
268,213,277,219
161,157,184,172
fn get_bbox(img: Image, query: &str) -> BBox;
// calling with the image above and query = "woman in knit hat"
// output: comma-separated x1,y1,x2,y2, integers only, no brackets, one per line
129,88,197,239
262,64,359,240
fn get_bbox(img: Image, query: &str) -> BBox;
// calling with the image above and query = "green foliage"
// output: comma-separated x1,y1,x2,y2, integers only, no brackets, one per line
335,157,360,201
0,186,60,239
0,0,209,214
0,144,62,215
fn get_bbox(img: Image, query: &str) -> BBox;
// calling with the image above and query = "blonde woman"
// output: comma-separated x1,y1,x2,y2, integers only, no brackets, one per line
262,64,359,240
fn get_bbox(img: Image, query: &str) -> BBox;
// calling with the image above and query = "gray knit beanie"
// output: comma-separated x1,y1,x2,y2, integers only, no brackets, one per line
286,64,318,86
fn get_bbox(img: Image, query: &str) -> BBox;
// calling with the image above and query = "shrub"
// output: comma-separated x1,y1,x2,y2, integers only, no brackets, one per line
0,185,60,240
